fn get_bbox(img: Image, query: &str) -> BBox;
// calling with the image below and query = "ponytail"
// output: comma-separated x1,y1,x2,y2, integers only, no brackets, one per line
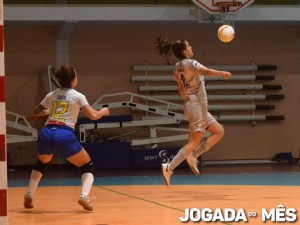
152,35,172,57
153,35,187,60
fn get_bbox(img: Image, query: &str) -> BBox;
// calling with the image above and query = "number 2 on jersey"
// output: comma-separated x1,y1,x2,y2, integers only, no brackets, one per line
51,101,69,121
180,74,189,87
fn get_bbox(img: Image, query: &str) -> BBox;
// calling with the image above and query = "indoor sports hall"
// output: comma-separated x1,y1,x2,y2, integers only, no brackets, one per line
1,1,300,225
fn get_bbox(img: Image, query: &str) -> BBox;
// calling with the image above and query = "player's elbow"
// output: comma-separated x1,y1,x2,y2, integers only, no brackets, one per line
83,106,100,120
87,112,100,120
34,104,46,114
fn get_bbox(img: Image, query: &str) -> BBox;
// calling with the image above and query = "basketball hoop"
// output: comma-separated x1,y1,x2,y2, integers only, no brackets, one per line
216,1,242,27
191,0,254,27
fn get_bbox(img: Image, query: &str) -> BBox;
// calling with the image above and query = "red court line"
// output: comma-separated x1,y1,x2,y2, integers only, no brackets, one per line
0,76,4,102
0,189,7,216
0,135,5,161
0,25,3,52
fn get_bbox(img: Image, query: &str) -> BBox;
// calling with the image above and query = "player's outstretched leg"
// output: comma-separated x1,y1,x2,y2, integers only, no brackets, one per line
77,160,95,211
24,160,50,209
187,122,224,175
161,131,202,186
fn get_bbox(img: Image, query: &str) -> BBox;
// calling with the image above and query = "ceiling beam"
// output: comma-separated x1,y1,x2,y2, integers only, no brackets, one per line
3,5,300,24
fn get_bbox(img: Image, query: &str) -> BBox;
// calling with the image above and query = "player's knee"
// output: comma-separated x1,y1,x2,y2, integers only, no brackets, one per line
34,160,50,174
80,160,95,175
219,128,224,139
215,126,224,140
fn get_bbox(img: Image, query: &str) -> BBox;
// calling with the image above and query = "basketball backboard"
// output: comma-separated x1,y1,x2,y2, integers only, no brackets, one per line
191,0,254,14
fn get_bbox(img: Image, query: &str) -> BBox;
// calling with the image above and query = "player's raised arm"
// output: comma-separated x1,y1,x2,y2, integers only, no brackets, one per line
199,66,232,79
81,105,109,120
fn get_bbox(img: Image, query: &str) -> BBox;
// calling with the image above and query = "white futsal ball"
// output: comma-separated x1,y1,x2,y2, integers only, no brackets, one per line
218,25,235,43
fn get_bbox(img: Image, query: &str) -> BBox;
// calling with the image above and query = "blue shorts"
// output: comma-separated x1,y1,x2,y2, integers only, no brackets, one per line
37,125,82,159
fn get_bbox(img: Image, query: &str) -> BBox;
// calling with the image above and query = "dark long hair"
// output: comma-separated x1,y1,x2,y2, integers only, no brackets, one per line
152,35,187,60
55,65,76,88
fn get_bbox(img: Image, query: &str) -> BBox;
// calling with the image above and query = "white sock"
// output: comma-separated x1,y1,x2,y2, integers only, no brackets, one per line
193,138,212,158
81,173,94,197
27,170,42,195
169,148,189,171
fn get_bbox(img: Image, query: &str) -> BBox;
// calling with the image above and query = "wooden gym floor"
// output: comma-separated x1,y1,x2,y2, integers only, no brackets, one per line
7,164,300,225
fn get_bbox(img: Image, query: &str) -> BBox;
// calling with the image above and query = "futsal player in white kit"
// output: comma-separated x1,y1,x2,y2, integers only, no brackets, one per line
153,36,231,186
23,65,109,211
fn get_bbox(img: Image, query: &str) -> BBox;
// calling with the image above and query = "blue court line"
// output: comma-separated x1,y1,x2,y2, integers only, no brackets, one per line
8,172,300,187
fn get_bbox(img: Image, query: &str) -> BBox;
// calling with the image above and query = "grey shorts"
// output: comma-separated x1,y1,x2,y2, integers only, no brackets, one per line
184,101,216,132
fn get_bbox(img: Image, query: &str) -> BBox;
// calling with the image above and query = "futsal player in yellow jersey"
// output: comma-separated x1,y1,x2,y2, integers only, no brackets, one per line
24,65,109,211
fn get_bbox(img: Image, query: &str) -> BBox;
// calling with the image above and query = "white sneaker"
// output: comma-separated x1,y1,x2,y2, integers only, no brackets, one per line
78,195,93,211
24,192,33,209
186,153,200,175
161,163,173,187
